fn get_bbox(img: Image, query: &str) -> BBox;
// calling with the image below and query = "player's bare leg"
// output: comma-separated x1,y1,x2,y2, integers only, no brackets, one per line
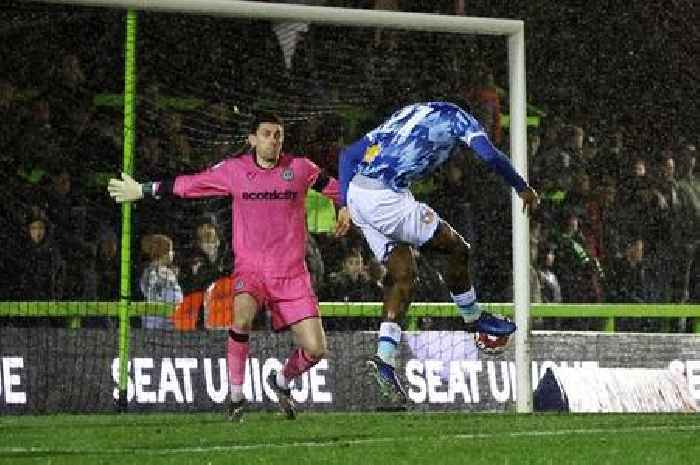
422,220,515,353
268,317,327,419
367,243,416,404
225,293,257,422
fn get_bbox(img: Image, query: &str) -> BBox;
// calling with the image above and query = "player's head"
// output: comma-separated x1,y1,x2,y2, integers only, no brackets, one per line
444,97,472,117
248,110,284,164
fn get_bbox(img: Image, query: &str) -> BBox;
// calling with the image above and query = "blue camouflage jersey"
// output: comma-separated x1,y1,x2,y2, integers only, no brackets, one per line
358,102,485,190
338,102,526,206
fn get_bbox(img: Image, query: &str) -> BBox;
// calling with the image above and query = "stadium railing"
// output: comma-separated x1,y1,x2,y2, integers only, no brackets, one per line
1,301,698,333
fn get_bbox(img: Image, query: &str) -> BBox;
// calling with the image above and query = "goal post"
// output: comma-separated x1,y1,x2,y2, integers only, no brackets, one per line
27,0,532,412
508,27,531,414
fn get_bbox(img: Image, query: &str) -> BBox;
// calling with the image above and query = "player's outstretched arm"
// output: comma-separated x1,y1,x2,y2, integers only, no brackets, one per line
518,185,539,215
107,172,151,203
467,135,539,214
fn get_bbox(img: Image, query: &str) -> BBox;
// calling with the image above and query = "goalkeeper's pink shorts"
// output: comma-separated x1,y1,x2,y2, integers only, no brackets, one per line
231,270,319,332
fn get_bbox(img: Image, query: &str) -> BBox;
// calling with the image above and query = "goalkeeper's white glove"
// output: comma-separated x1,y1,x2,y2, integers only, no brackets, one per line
107,172,143,203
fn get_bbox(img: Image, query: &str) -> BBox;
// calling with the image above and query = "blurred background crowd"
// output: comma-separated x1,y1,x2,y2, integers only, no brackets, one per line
0,0,697,332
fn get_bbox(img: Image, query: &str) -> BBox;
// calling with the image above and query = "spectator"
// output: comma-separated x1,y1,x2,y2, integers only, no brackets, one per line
94,227,120,301
616,156,668,279
173,217,232,330
606,238,652,303
531,117,565,199
301,114,344,177
17,208,65,302
531,240,562,330
139,233,182,329
39,168,93,299
463,62,503,146
595,175,624,270
550,210,602,304
322,246,382,302
537,242,562,304
607,238,661,332
531,117,560,182
652,151,686,302
560,125,587,188
673,142,699,304
527,129,541,166
9,208,65,328
563,169,604,260
590,124,626,181
179,217,232,296
306,232,325,296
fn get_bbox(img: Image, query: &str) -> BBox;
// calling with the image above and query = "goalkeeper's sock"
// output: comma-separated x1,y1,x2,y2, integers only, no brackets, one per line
281,348,319,388
230,385,244,403
227,327,249,401
376,321,402,367
451,286,482,323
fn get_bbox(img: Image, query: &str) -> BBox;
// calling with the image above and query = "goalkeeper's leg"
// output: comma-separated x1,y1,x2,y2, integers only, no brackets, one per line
225,293,258,422
269,317,326,420
421,220,515,353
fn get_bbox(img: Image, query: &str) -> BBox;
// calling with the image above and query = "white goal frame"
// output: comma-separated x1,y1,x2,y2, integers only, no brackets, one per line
37,0,532,413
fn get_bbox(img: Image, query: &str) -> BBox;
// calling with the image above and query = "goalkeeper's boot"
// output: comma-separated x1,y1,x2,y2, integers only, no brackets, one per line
224,396,247,423
366,355,408,404
267,372,296,420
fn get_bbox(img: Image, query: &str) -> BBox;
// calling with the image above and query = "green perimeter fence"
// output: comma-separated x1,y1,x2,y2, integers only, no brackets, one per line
1,301,699,334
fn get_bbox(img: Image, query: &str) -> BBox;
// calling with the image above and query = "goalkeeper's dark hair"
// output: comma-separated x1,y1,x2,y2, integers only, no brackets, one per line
248,110,284,134
229,110,284,158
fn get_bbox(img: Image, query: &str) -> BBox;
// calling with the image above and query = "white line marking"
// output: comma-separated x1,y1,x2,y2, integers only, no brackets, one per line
2,424,699,455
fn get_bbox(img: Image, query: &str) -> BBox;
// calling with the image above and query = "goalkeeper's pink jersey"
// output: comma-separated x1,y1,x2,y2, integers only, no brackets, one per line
173,153,339,277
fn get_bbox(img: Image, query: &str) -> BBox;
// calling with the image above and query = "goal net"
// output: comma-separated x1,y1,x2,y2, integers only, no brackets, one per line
6,1,694,416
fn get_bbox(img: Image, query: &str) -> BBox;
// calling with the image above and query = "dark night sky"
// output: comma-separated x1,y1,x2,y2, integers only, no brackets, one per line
481,1,697,142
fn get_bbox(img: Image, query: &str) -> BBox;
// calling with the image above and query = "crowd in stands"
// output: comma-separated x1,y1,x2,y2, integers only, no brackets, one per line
0,1,697,332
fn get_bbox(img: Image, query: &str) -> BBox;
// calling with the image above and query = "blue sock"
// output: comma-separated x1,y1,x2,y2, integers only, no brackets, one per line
376,321,401,367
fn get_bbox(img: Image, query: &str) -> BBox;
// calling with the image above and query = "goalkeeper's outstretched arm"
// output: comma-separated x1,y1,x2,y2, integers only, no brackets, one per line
108,161,232,203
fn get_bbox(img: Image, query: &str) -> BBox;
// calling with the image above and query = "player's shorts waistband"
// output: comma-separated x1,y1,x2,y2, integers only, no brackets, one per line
350,174,386,190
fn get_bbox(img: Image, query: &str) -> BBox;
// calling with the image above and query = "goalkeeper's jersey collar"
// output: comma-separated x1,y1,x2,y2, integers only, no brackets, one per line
252,152,281,170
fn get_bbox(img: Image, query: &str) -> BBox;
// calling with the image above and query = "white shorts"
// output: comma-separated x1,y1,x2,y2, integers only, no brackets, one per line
347,176,441,262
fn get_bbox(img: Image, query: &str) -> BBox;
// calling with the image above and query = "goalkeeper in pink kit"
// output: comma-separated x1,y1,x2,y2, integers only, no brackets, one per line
108,111,349,421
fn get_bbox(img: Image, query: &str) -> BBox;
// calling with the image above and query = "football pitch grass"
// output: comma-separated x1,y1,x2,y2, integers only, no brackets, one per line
1,411,699,465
